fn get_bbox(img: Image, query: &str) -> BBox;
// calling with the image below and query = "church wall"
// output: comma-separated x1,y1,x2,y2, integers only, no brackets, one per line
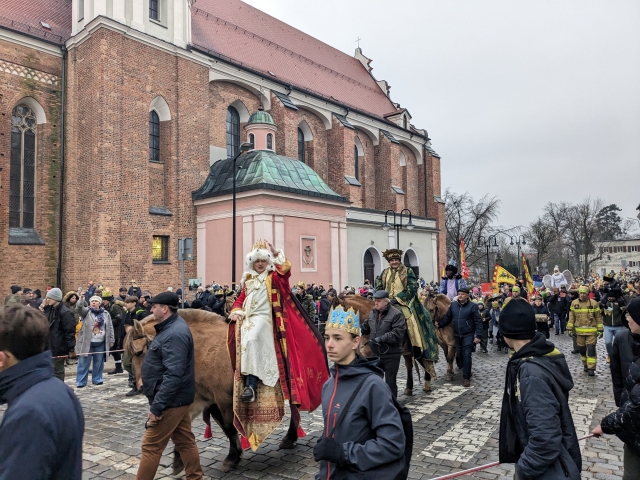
373,134,400,212
209,81,260,157
62,27,209,295
356,130,376,208
0,38,62,295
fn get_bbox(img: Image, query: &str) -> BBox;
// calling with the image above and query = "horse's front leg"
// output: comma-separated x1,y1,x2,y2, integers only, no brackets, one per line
403,354,414,396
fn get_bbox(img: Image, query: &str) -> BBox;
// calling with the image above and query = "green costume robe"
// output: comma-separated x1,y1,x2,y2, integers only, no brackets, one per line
376,265,439,376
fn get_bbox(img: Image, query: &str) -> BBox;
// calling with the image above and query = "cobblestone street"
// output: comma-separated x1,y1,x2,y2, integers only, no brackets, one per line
1,333,625,479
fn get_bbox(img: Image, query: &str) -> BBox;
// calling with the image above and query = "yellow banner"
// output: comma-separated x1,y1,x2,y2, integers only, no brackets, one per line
493,264,517,285
522,253,534,295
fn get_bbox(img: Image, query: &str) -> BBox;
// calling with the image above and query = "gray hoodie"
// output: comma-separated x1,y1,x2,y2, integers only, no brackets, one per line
315,356,405,480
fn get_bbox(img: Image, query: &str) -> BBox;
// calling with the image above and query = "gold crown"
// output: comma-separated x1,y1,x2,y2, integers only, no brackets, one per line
252,239,269,251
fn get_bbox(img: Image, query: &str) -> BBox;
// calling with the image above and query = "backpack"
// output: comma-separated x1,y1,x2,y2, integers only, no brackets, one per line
336,377,413,480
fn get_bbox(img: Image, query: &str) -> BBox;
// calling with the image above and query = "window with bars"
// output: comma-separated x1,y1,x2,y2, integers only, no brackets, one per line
152,235,169,262
267,133,273,150
298,128,305,162
10,105,37,229
149,110,160,162
354,144,359,181
226,106,240,158
149,0,160,20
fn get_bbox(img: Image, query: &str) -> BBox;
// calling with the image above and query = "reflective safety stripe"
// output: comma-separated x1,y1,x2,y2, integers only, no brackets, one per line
566,323,574,329
586,358,597,366
570,308,601,313
575,327,597,334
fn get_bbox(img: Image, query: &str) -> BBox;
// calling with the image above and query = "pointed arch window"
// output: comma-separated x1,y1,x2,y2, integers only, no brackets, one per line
226,106,240,158
354,144,359,181
149,110,160,162
298,128,305,162
10,105,37,229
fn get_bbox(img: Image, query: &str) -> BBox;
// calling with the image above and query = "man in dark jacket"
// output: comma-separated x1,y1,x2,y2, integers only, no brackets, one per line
102,289,125,375
593,298,640,479
318,291,331,335
315,305,406,479
0,304,84,479
438,287,482,387
361,290,407,397
42,288,77,381
547,288,569,335
498,299,582,479
137,292,202,480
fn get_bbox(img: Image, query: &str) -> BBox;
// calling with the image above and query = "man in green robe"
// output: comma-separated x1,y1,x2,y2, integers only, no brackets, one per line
376,249,439,390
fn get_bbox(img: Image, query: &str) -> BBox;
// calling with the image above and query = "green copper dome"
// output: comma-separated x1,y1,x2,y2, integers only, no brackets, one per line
247,108,275,126
192,150,347,202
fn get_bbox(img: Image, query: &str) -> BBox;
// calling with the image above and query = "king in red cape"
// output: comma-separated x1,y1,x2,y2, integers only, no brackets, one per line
227,239,329,450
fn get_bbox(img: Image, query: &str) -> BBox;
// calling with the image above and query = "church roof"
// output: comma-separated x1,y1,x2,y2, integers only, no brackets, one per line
191,0,399,119
0,0,71,44
0,0,401,119
192,150,348,203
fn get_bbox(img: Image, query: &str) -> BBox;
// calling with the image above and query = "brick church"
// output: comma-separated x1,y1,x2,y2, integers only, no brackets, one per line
0,0,445,295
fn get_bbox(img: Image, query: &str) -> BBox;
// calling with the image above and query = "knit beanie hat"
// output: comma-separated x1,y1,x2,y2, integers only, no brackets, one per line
11,285,21,294
627,298,640,324
511,286,521,293
90,295,102,304
46,288,63,302
498,297,537,340
492,301,499,308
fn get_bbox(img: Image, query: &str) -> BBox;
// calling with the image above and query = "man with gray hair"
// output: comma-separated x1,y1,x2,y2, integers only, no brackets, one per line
361,290,407,397
42,288,77,381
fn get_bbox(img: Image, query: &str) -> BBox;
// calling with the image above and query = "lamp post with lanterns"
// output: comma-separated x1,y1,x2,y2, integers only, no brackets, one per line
382,209,414,249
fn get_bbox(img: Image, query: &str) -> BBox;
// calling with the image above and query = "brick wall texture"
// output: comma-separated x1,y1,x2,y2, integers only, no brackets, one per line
0,26,444,295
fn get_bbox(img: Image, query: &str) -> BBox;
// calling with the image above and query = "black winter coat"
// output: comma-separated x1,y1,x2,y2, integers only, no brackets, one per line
44,302,77,357
361,304,407,358
547,294,569,317
499,333,581,479
0,351,84,479
609,329,640,407
141,312,196,417
315,357,405,479
319,297,331,323
439,300,483,339
601,332,640,454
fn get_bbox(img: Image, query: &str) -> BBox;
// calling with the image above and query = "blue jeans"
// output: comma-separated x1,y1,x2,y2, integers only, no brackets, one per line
454,335,475,380
604,325,625,356
77,342,105,386
554,314,566,333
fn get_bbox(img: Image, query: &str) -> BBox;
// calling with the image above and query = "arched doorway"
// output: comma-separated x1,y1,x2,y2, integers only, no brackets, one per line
403,248,419,277
363,247,383,286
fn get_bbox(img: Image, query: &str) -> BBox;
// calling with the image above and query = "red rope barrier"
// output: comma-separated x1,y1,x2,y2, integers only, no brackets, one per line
428,434,595,480
52,349,125,359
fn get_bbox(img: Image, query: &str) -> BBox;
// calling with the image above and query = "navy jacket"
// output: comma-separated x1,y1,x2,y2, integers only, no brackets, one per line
141,312,196,416
316,357,405,479
0,351,84,479
499,333,581,479
438,299,483,338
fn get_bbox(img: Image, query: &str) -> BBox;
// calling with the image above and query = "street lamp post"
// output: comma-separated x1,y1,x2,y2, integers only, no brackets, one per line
477,235,498,283
510,235,527,277
382,208,414,248
231,142,255,291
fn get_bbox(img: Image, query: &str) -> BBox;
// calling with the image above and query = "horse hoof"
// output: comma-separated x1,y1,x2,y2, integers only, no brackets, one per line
404,388,413,396
423,381,431,392
279,438,297,450
220,459,237,472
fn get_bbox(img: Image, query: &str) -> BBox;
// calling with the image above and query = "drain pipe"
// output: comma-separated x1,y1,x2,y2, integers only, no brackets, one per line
56,45,67,288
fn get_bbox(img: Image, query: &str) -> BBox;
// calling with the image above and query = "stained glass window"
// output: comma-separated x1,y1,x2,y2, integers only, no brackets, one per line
10,105,37,229
152,236,169,262
149,110,160,162
226,106,240,158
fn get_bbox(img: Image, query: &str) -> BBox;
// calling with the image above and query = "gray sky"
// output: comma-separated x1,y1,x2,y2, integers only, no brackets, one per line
248,0,640,229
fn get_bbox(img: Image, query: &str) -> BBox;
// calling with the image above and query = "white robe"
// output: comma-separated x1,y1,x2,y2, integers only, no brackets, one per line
551,272,568,288
240,270,280,387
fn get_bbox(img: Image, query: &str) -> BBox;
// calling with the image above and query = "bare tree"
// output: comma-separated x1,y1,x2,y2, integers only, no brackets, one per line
524,217,557,267
444,189,501,277
561,198,605,275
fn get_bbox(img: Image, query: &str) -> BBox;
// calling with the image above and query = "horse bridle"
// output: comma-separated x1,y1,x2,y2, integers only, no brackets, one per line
131,332,152,357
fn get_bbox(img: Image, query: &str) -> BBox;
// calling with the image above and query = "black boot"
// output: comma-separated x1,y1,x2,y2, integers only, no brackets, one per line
126,388,141,397
107,365,123,375
588,369,595,376
240,386,256,402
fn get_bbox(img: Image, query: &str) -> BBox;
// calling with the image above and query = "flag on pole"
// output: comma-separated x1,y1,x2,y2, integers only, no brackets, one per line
522,253,535,296
441,263,446,278
459,237,470,279
493,264,517,285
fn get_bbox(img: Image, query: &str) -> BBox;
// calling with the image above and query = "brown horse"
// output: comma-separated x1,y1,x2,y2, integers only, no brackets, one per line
423,292,456,381
124,309,299,474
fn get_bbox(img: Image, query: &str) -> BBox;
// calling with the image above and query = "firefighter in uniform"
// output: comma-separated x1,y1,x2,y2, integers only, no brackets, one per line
567,285,603,376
